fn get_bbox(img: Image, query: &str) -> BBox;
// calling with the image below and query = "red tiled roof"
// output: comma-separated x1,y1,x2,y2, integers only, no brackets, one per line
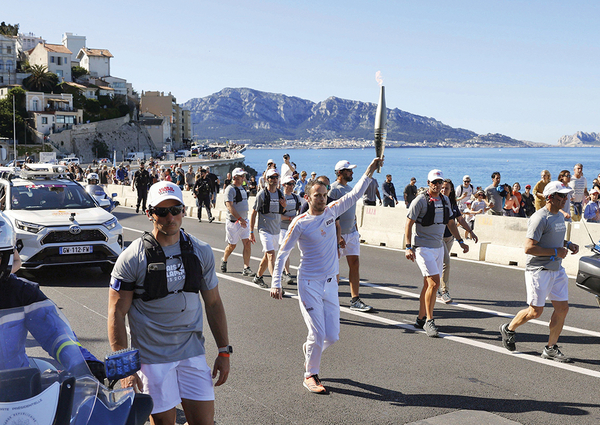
43,43,72,54
81,48,113,58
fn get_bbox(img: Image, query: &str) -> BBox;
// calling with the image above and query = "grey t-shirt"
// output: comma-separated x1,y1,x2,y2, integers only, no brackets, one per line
253,188,283,235
329,181,357,234
485,184,503,213
224,184,249,221
111,233,218,364
407,193,453,248
281,193,300,231
362,178,379,203
526,208,566,271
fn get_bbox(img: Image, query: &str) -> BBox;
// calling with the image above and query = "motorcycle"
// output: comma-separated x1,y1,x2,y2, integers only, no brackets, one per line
0,299,152,425
86,184,119,213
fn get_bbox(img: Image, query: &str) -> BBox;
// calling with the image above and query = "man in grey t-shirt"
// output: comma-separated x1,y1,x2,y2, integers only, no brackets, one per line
362,177,381,206
485,171,505,215
221,167,255,277
108,181,230,424
405,169,468,337
329,160,373,313
250,168,284,288
500,181,579,362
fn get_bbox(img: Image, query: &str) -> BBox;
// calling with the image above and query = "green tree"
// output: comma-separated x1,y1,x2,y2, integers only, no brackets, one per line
0,22,19,36
22,65,57,93
92,139,110,158
71,66,88,80
0,87,28,142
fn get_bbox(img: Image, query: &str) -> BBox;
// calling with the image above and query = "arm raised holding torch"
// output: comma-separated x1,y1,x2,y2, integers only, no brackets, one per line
374,72,387,172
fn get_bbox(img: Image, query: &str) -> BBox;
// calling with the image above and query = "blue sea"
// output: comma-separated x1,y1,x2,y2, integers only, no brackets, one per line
243,147,600,190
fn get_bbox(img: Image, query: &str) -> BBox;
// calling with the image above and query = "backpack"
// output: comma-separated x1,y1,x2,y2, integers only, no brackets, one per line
261,188,285,215
416,193,449,226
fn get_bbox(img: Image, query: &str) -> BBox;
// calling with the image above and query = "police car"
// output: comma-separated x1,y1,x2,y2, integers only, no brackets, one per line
0,164,123,272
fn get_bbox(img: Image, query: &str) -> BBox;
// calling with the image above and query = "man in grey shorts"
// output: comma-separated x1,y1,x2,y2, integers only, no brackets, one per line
405,169,469,337
108,181,231,424
500,181,579,362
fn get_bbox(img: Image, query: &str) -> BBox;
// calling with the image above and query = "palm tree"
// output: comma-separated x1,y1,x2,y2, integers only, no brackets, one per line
23,65,55,92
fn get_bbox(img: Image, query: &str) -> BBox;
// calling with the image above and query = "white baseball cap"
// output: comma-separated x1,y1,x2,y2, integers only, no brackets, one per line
267,159,275,165
148,182,184,208
266,168,279,178
311,171,316,175
591,188,600,195
463,175,471,181
427,169,444,182
232,167,246,177
543,181,573,197
335,160,357,171
282,175,295,185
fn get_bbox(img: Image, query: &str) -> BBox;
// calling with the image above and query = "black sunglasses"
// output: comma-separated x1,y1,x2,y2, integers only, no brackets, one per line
431,179,443,185
268,175,279,179
151,205,184,217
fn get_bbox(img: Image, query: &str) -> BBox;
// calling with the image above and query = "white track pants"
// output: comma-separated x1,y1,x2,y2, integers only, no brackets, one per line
298,275,340,378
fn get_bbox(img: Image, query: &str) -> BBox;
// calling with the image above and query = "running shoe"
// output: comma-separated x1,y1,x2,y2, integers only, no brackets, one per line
242,267,256,277
220,259,227,273
440,291,452,304
303,374,326,394
208,216,215,223
349,298,373,312
424,319,439,338
253,275,268,288
541,345,571,363
499,323,516,351
414,316,426,329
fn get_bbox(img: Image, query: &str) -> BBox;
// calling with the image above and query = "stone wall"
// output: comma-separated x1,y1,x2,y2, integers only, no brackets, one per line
47,115,156,162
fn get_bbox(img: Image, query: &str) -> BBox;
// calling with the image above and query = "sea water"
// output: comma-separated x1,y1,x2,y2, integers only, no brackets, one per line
243,147,600,190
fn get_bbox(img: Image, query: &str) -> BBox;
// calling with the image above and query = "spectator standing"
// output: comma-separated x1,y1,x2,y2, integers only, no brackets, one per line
512,183,525,217
116,164,127,184
108,182,230,424
250,169,284,288
193,169,215,223
456,175,474,212
281,154,295,181
403,177,417,208
362,177,382,206
308,171,317,183
584,188,600,223
99,165,110,186
247,176,258,197
222,173,232,191
557,170,573,222
533,170,551,211
205,167,219,208
503,185,520,217
485,172,506,215
132,163,151,214
329,160,373,312
404,170,469,337
185,165,195,191
568,163,588,221
294,171,308,197
522,184,535,217
383,174,399,207
221,168,255,277
500,181,578,362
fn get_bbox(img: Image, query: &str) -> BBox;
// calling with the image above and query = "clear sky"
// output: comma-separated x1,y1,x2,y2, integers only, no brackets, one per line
5,1,599,144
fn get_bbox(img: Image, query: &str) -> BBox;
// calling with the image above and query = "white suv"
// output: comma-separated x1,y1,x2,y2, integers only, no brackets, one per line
0,165,123,273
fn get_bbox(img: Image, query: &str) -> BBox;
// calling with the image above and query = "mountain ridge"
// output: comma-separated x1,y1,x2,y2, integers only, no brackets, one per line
181,88,543,147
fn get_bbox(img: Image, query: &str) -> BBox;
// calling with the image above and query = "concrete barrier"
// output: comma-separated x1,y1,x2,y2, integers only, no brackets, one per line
110,185,598,276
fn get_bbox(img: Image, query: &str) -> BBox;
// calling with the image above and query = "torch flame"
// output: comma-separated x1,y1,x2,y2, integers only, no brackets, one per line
375,71,384,87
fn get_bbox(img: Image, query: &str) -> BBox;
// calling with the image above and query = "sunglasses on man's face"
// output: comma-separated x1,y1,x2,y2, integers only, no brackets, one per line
268,175,279,179
431,179,443,185
553,193,567,200
151,205,185,217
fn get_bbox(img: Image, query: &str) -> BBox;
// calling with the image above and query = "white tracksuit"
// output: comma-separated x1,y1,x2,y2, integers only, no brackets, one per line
273,173,372,378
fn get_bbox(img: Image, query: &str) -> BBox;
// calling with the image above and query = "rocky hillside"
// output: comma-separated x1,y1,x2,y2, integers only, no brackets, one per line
181,88,531,146
557,132,600,147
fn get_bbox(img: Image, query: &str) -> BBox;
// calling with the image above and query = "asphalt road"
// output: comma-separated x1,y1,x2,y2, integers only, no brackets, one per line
23,206,600,425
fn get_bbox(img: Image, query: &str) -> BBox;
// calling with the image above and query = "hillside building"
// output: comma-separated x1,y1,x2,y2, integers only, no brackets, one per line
28,43,72,82
0,34,18,85
61,32,86,65
140,91,190,148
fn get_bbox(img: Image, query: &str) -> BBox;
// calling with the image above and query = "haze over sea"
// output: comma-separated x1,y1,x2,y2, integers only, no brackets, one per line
244,147,600,189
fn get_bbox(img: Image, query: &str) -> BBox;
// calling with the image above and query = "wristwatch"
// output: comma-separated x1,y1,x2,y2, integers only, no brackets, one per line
218,345,233,354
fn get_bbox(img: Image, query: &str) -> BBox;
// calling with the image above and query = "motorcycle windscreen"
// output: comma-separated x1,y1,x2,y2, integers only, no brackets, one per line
0,381,60,425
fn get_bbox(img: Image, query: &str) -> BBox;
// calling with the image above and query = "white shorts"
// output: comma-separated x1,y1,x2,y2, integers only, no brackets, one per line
259,229,279,252
138,354,214,414
415,246,444,277
525,267,569,307
225,218,250,245
339,230,360,257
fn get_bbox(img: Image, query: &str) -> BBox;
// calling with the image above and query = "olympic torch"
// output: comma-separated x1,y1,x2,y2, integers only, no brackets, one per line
374,79,387,173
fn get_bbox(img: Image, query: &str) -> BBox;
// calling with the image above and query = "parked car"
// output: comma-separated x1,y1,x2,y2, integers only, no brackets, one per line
59,157,80,166
1,164,123,273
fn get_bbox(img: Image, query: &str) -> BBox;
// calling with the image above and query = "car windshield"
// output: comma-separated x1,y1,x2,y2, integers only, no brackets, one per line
11,183,97,210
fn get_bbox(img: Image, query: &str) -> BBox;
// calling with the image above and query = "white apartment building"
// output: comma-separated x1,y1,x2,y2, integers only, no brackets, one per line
18,32,45,53
25,91,82,135
28,43,72,82
0,34,18,85
76,48,112,77
62,32,86,64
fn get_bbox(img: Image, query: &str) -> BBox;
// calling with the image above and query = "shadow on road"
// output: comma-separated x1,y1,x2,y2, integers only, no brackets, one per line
324,377,598,416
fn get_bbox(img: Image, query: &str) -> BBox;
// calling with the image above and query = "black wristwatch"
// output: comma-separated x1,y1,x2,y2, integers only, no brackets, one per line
218,345,233,354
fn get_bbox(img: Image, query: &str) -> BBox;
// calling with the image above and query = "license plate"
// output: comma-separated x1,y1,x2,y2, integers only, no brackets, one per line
60,246,93,254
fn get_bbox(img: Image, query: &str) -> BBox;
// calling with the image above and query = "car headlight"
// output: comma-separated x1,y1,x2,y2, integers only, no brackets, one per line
15,219,44,234
103,217,118,230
